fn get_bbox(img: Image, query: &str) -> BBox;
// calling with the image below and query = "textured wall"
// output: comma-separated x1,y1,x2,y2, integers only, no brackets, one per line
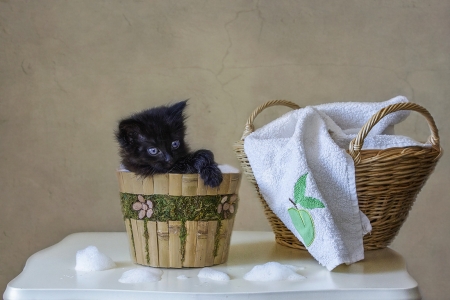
1,1,449,299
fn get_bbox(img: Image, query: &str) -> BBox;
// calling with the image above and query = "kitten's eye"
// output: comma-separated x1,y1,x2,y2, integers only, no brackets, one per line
171,140,180,149
147,148,160,155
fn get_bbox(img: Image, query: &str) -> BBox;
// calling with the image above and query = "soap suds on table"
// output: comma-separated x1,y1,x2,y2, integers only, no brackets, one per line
198,267,230,281
119,267,163,283
243,262,305,281
75,246,116,272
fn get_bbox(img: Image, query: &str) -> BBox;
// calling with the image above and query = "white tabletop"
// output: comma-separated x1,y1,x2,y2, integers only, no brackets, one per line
4,231,420,300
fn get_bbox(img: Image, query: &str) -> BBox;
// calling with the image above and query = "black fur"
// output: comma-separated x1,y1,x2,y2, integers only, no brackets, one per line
115,100,223,187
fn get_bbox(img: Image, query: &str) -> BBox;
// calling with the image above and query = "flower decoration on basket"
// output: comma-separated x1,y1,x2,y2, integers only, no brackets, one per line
132,195,154,219
217,194,237,219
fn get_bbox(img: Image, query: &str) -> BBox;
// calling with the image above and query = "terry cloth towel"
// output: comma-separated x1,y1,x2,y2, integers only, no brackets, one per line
244,96,424,270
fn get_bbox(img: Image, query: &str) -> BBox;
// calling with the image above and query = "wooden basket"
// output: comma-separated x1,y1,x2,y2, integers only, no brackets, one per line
117,171,241,268
234,100,442,251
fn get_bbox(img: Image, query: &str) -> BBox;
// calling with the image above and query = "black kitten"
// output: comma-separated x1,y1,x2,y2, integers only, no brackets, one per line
115,100,223,187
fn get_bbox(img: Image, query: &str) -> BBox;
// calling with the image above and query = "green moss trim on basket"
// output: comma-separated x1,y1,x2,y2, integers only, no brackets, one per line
179,220,187,262
143,219,150,264
120,193,238,221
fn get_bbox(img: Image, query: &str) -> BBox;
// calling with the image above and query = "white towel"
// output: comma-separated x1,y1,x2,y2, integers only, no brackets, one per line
244,96,424,270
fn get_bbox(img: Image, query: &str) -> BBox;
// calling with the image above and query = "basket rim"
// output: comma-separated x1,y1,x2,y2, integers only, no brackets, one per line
238,100,442,164
116,170,242,196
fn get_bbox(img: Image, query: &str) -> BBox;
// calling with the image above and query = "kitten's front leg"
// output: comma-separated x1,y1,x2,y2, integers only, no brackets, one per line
171,150,223,187
191,150,223,188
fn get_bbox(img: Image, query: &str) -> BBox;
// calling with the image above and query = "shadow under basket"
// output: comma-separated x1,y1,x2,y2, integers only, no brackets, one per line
116,171,241,268
234,100,442,251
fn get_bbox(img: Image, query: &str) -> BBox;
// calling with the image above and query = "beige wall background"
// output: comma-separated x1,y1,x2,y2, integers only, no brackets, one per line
1,1,449,299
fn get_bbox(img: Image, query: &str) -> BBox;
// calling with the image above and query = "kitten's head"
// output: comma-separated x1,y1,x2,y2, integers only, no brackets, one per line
116,100,190,172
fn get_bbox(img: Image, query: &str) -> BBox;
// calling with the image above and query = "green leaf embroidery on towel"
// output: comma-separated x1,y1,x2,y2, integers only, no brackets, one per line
294,173,325,209
288,208,315,247
288,172,325,247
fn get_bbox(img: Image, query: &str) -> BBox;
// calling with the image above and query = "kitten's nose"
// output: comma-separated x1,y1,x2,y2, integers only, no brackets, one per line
164,153,173,164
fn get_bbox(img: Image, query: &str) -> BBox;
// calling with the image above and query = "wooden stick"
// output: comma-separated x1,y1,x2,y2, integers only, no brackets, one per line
121,172,135,194
124,219,136,263
182,221,198,267
205,221,218,266
181,174,198,196
153,174,169,195
131,175,144,195
130,219,144,265
194,221,209,267
214,219,228,265
147,221,159,267
142,176,154,195
157,221,169,267
169,174,182,196
206,185,218,195
168,221,182,268
116,171,125,193
228,173,241,194
217,173,231,195
136,220,149,264
197,178,208,195
221,216,235,264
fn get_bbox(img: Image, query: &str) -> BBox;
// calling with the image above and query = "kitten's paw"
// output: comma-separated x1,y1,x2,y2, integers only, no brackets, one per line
201,165,223,188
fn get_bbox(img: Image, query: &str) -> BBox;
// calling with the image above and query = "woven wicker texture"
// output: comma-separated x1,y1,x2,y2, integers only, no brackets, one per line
234,100,442,251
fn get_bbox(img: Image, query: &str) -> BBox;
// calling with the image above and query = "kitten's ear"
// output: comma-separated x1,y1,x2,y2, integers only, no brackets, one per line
168,100,188,117
116,119,144,147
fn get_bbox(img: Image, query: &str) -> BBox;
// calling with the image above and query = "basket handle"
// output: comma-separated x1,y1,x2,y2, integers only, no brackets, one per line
241,100,301,140
348,102,441,164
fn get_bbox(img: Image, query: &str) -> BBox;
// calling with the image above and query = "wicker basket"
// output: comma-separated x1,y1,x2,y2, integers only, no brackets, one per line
234,100,442,251
117,170,241,268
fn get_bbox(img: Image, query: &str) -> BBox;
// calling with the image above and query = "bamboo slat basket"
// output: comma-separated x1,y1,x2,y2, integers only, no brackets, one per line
117,170,241,268
234,100,442,251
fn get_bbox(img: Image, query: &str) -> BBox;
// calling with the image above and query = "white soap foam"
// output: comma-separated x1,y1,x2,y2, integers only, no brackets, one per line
177,274,189,280
218,164,240,173
75,246,116,272
119,267,163,283
243,262,306,281
198,267,230,281
117,165,129,172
